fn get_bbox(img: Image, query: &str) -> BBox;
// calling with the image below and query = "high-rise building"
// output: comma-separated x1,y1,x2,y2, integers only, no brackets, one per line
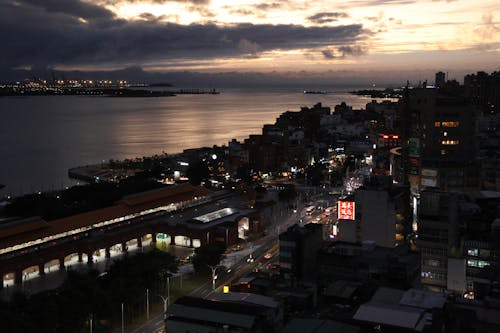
418,190,463,291
400,87,479,191
464,71,500,115
418,189,499,297
435,71,446,88
336,175,410,247
279,223,323,281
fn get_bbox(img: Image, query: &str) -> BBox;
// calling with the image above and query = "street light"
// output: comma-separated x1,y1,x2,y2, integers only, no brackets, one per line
158,269,171,299
157,295,170,320
121,302,124,333
146,288,149,320
207,265,224,290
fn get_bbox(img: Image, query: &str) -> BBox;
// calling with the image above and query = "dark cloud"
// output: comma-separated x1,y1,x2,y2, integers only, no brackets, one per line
254,3,283,11
227,3,285,18
14,0,115,20
321,49,337,59
321,45,366,59
308,12,349,24
230,9,254,16
338,45,366,56
0,1,368,71
100,0,210,4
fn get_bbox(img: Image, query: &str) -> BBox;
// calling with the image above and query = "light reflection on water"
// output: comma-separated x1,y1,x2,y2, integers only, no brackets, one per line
0,89,395,196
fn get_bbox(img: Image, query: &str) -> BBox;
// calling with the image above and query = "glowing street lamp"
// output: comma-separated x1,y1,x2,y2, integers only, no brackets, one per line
208,265,224,290
157,295,170,320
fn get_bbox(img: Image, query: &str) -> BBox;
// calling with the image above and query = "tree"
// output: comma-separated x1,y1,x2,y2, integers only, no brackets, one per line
191,242,227,275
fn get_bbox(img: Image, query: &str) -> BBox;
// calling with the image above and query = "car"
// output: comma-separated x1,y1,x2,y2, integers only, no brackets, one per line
231,244,243,251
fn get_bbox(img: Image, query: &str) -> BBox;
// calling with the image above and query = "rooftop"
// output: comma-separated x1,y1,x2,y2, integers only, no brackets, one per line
208,292,280,309
284,319,359,333
192,207,239,224
353,287,443,332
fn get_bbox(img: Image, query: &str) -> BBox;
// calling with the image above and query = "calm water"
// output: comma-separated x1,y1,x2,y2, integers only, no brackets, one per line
0,88,385,197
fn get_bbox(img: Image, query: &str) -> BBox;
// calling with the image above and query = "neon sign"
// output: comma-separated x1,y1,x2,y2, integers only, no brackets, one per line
338,201,355,220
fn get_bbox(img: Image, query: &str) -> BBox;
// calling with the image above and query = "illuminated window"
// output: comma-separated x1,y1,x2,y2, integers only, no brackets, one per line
441,140,459,145
478,260,490,268
442,121,459,127
441,150,446,155
443,131,448,137
467,259,490,268
468,249,478,256
434,121,441,127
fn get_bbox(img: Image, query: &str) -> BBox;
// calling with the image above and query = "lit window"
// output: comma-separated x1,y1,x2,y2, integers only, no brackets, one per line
468,249,478,256
478,260,490,268
443,131,448,137
441,150,446,155
441,140,459,145
467,259,477,267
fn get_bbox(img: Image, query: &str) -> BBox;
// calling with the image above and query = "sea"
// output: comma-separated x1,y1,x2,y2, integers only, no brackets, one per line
0,86,393,197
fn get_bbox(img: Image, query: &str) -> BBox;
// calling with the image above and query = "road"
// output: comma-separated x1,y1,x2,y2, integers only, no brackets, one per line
130,196,302,333
131,313,166,333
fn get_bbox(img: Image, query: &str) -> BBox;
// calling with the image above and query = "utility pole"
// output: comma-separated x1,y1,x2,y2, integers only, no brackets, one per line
157,295,169,320
208,265,223,290
146,288,150,320
167,277,170,300
121,302,124,333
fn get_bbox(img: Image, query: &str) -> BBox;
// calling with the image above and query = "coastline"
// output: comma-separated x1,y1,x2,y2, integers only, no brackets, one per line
0,88,382,197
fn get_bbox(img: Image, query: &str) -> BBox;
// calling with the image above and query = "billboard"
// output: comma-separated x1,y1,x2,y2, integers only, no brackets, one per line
421,168,438,177
408,138,421,157
421,177,438,187
338,201,355,220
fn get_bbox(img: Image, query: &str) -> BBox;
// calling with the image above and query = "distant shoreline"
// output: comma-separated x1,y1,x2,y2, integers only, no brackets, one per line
350,88,402,99
0,87,220,97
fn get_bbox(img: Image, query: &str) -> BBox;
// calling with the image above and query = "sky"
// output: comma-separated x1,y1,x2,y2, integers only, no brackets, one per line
1,0,499,84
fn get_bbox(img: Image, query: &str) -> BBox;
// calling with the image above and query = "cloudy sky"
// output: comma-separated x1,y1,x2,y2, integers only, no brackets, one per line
1,0,499,82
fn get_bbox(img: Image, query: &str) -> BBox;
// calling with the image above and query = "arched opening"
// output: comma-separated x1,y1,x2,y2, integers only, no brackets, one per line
142,233,155,247
91,248,106,263
174,235,191,247
156,233,171,251
238,217,250,239
43,259,60,273
125,238,140,252
22,265,40,282
64,252,80,268
3,272,15,288
109,242,124,258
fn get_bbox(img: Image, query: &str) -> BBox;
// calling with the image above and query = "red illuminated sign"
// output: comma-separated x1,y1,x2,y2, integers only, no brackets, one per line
337,201,355,220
